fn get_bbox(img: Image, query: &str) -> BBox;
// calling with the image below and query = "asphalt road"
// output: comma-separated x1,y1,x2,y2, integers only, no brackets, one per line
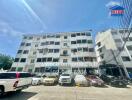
1,85,132,100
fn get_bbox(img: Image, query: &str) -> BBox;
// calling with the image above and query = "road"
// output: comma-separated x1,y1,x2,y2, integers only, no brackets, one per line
1,85,132,100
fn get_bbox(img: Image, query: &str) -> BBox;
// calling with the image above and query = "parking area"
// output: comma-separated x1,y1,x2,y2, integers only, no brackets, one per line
1,85,132,100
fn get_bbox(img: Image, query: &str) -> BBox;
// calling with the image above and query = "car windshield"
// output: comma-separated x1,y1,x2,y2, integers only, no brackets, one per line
61,74,70,76
47,76,56,78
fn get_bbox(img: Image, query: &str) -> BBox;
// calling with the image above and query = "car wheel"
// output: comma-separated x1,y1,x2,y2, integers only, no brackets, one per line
0,87,4,97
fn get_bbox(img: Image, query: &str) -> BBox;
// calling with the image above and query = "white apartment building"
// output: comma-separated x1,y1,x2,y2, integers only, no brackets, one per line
95,29,132,78
11,31,98,75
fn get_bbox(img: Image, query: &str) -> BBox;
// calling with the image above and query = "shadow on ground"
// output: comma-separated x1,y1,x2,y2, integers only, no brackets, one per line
0,91,37,100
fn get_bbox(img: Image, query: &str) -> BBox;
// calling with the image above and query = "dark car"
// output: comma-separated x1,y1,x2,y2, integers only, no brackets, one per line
100,75,115,84
86,75,105,87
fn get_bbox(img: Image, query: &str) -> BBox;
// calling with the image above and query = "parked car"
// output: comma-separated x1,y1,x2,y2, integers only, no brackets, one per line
43,76,58,85
100,75,115,84
59,74,73,85
74,75,90,86
110,77,128,87
86,75,104,86
32,76,43,85
0,72,32,96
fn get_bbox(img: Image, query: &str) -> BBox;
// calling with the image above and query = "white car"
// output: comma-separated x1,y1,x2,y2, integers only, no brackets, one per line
59,74,72,85
0,72,32,96
74,75,90,86
32,76,43,85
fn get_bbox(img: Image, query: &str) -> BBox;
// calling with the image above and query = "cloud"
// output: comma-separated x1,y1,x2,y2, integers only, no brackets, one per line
0,20,24,38
106,1,121,8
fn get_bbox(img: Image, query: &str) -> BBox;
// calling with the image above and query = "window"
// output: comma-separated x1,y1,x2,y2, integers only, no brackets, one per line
37,58,42,62
84,57,89,61
47,58,52,62
122,56,131,61
11,67,16,71
56,35,60,38
78,57,83,62
29,37,33,40
54,49,59,53
14,58,19,62
42,58,46,62
77,40,81,44
53,58,59,62
23,50,29,54
35,44,38,47
63,50,68,55
20,42,25,46
48,49,53,53
86,32,91,36
71,41,76,44
72,58,77,62
37,37,40,40
20,58,26,62
78,48,82,51
63,59,68,63
50,41,54,45
82,39,87,43
81,33,85,36
35,68,41,72
17,67,23,72
71,34,76,37
26,43,31,46
39,49,43,53
43,36,46,39
17,50,22,54
83,48,88,52
127,46,132,50
89,48,94,52
55,42,60,45
87,40,93,44
41,42,46,46
64,36,67,39
23,36,27,39
30,59,35,63
77,33,80,36
64,43,67,46
71,49,77,53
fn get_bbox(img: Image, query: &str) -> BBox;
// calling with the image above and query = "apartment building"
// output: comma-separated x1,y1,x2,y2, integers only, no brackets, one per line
11,31,98,75
95,28,132,78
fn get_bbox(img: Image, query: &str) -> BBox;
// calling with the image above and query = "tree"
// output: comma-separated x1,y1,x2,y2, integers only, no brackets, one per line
0,53,14,70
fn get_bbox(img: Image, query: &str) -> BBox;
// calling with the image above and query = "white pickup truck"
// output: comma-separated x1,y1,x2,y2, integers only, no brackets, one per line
0,72,32,96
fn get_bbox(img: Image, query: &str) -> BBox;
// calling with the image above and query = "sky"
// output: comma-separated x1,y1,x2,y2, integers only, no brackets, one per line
0,0,121,57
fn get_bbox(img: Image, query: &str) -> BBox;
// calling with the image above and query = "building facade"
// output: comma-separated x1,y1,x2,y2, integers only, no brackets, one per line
95,29,132,78
11,31,98,75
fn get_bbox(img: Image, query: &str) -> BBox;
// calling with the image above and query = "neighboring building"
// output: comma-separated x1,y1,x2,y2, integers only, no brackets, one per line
11,31,98,75
95,28,132,78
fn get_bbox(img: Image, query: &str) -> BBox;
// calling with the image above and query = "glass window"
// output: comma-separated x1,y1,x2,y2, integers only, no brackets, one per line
17,67,23,72
77,33,80,36
63,59,68,63
14,58,20,62
47,58,52,62
78,48,82,51
23,50,29,54
29,37,33,40
56,35,60,38
26,43,31,46
63,50,68,55
64,43,67,46
39,49,43,53
127,46,132,50
37,58,42,62
53,58,59,62
89,48,94,52
83,48,88,52
81,33,85,36
71,34,76,37
33,51,37,55
71,49,77,53
11,67,16,71
64,36,67,39
55,42,60,45
82,39,87,43
77,40,81,44
17,50,22,54
72,58,77,62
86,32,91,36
87,40,93,44
30,59,35,63
42,58,46,62
71,41,76,44
50,41,54,45
54,49,59,53
43,36,46,39
35,44,38,47
41,42,46,46
20,58,26,62
122,56,131,61
20,42,25,46
78,57,83,62
48,49,53,53
23,36,27,39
